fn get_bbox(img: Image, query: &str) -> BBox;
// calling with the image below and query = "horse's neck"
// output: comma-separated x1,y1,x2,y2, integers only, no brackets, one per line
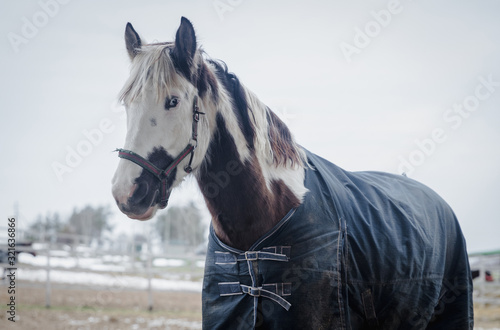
196,112,305,251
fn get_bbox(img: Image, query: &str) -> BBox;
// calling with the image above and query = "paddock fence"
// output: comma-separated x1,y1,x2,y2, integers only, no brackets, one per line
0,225,206,311
2,225,499,309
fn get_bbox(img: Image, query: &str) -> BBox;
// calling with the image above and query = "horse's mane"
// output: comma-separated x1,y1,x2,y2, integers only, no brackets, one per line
207,59,305,168
208,60,255,150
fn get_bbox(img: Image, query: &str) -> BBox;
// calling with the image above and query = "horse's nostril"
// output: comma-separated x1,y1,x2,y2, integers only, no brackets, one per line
129,181,150,204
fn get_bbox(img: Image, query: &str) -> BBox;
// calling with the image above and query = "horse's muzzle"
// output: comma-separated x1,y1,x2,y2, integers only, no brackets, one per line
112,183,158,220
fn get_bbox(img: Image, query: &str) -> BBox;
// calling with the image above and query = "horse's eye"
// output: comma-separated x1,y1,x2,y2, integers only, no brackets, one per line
165,97,179,110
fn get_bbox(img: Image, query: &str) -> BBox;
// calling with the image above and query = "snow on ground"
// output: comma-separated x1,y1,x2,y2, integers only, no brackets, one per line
19,253,112,270
18,268,202,292
152,258,185,267
16,250,204,292
18,251,204,272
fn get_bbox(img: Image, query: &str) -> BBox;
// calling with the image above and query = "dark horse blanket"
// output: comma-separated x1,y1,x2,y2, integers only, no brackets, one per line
202,150,473,329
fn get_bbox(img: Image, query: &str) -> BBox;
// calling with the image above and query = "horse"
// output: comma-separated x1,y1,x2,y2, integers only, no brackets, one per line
111,17,473,329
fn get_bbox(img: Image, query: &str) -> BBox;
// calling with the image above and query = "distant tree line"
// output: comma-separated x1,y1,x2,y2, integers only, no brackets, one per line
27,205,112,244
26,203,206,248
155,202,206,247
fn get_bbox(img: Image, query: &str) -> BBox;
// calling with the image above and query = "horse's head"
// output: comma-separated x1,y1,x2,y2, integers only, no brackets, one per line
112,18,210,220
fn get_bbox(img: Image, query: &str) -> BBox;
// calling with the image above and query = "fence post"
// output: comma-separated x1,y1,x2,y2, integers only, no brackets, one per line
74,234,80,269
45,240,51,308
131,234,136,271
147,251,153,311
147,223,154,311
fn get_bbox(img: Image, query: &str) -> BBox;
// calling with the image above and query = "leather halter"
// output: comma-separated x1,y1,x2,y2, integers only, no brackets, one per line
115,96,204,209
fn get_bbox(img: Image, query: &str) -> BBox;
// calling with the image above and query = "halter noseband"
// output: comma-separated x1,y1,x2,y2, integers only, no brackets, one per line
115,96,204,209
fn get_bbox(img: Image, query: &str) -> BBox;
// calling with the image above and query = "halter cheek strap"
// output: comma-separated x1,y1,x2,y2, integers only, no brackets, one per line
115,96,204,209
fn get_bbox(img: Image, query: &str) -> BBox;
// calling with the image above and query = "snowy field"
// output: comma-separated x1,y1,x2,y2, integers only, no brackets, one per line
0,249,205,329
15,249,204,293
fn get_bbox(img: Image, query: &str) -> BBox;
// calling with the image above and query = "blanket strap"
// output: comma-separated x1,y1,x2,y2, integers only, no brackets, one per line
218,282,292,311
215,246,291,264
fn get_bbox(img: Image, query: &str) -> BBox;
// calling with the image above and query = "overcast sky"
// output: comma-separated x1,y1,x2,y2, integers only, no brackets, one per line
1,0,499,253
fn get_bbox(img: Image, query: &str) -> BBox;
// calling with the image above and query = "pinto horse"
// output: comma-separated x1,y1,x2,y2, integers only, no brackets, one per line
112,17,473,329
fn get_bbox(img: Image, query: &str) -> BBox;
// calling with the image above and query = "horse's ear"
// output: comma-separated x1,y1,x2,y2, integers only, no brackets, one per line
125,22,142,60
173,17,197,77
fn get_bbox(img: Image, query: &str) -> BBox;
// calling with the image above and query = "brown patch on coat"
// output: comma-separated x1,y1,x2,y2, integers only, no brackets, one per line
197,114,300,250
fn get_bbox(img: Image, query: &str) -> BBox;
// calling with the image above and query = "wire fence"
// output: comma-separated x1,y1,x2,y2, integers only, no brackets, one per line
0,225,205,310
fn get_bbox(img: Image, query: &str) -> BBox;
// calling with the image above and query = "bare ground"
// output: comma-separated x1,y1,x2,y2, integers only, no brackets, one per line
1,281,499,329
475,303,500,329
0,281,202,329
